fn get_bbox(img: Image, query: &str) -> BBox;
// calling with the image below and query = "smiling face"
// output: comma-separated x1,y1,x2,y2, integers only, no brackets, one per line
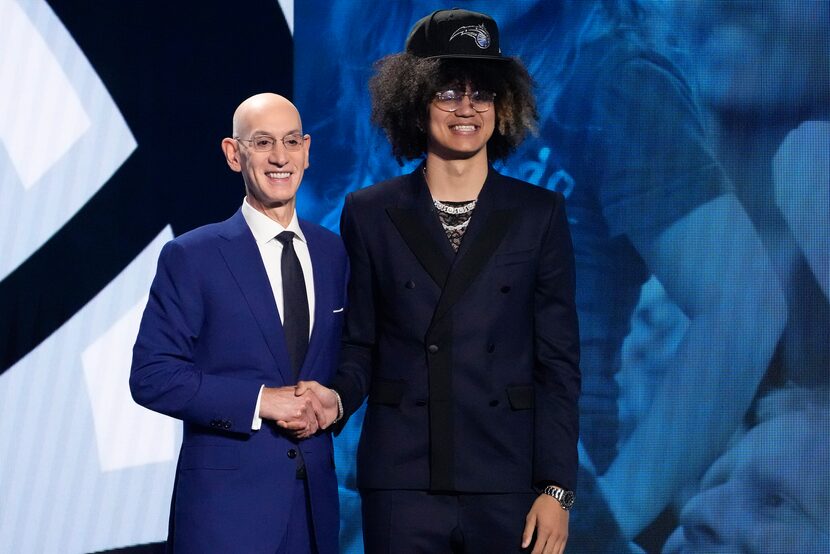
426,84,495,162
221,93,310,219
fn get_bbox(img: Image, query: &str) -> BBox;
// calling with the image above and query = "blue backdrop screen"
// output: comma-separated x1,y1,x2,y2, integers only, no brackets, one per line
294,2,828,553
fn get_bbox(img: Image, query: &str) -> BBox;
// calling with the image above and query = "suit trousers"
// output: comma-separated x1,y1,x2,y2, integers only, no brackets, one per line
277,477,318,554
361,489,538,553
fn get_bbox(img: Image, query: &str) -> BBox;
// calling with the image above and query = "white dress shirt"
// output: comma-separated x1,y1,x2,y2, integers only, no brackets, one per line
241,198,315,429
241,198,315,330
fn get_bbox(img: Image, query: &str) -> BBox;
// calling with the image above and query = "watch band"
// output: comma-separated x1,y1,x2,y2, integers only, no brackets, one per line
543,485,576,511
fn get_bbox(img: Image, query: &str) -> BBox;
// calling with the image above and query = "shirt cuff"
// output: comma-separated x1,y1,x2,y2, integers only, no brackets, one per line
252,384,265,430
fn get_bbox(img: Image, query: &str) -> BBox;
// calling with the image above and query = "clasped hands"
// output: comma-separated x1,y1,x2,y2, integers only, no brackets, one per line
258,381,338,439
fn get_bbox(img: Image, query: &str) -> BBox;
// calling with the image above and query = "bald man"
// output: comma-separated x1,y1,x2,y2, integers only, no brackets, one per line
131,93,347,554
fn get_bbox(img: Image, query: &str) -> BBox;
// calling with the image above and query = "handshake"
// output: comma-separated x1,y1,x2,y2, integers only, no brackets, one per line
259,381,340,439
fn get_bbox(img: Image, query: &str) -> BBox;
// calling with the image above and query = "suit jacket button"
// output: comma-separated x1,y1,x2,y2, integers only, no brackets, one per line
287,449,298,459
405,280,416,289
415,400,427,407
223,421,231,430
500,285,511,294
489,400,500,407
487,343,496,353
427,344,439,354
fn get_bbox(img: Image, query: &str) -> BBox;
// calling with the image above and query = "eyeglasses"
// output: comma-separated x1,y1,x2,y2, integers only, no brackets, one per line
433,90,496,113
235,133,307,152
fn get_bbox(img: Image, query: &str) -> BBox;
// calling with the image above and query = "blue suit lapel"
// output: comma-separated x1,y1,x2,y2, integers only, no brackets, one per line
216,210,292,383
297,220,330,381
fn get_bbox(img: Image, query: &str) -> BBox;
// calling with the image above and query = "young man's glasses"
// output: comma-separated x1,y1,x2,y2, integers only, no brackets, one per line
433,90,496,113
235,134,307,152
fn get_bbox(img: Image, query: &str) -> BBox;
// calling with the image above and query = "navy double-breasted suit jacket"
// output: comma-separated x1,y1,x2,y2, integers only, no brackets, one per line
332,166,581,494
130,209,347,553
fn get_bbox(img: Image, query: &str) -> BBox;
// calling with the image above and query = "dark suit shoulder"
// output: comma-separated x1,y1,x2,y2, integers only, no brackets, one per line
348,173,411,206
490,172,564,210
346,169,565,215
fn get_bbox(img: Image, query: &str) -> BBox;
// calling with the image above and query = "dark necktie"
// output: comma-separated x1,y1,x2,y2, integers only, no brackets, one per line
276,231,309,379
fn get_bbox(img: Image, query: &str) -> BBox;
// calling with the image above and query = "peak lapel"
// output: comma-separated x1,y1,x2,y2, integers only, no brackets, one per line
386,169,454,288
217,211,292,383
297,222,326,381
433,170,514,321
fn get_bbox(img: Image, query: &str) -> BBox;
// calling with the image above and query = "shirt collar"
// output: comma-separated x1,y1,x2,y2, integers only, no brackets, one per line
241,198,306,244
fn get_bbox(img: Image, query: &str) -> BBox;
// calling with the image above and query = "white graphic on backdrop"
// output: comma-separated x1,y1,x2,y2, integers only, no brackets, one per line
0,227,178,554
277,0,294,34
0,0,90,189
0,0,136,282
82,296,178,472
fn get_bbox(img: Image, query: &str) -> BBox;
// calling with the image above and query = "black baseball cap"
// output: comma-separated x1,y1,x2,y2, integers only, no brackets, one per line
405,8,507,61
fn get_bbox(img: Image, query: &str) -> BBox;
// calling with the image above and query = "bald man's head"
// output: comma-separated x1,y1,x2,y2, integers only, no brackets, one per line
221,93,311,225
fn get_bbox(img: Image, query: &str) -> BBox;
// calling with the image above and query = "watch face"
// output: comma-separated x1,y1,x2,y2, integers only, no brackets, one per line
562,490,576,508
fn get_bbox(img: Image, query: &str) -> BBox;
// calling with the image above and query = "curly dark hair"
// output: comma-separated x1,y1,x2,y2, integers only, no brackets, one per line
368,53,538,163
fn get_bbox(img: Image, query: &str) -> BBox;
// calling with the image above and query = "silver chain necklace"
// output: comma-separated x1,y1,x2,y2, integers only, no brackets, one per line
433,198,477,214
441,218,472,231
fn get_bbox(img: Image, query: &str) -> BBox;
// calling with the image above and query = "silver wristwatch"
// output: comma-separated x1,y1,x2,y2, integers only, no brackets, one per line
542,485,576,511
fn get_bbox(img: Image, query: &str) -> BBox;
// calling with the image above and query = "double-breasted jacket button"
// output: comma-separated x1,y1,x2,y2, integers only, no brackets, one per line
427,344,439,354
489,400,500,407
287,449,298,459
415,400,427,407
486,343,496,353
405,280,416,289
500,285,511,294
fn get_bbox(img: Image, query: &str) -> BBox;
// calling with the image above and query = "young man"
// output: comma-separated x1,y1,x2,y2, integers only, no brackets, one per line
131,93,347,553
300,9,580,553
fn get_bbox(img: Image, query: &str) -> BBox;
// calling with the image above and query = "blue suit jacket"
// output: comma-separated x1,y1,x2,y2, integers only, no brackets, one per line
332,167,581,494
131,209,347,553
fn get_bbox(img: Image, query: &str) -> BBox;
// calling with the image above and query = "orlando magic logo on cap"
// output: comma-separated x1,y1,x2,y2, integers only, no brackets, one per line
405,8,506,61
450,24,491,49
